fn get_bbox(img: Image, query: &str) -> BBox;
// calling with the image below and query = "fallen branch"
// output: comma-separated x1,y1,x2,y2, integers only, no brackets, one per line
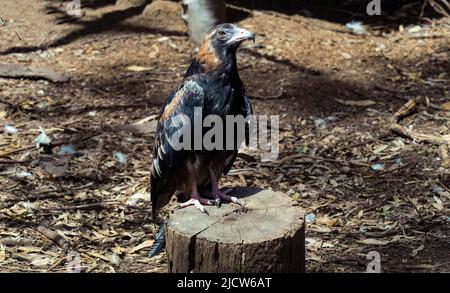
389,98,417,124
46,201,121,211
389,123,450,145
0,237,34,246
37,225,70,252
0,63,70,83
388,99,450,168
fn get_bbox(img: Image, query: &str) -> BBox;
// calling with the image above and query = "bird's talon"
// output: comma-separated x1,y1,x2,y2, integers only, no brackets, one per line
192,200,208,214
231,197,242,206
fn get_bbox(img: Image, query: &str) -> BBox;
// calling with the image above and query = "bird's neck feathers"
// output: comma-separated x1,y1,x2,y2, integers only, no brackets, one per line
195,39,237,75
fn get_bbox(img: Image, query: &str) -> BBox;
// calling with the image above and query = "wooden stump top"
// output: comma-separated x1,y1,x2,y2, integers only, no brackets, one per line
166,187,305,273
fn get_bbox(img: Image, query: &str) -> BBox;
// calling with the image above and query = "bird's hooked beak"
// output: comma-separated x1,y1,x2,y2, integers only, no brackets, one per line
227,27,256,46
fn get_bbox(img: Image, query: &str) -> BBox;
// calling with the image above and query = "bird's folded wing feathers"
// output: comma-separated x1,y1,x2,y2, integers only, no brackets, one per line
151,78,205,211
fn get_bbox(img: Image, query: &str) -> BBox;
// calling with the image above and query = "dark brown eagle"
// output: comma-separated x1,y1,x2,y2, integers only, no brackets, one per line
151,23,255,217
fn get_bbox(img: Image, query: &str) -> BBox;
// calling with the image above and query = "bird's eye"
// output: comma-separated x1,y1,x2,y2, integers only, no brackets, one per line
217,30,226,38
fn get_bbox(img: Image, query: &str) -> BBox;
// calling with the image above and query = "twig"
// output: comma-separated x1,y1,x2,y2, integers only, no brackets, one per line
0,159,32,165
422,111,450,121
375,86,442,110
427,0,450,17
37,225,70,252
47,256,66,272
0,145,35,158
273,153,369,168
14,31,22,41
399,197,426,224
46,201,121,211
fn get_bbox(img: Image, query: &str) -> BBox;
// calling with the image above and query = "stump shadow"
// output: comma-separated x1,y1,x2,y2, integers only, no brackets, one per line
227,186,262,199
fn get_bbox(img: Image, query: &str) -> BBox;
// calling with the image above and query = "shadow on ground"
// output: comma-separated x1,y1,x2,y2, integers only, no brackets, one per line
1,0,186,55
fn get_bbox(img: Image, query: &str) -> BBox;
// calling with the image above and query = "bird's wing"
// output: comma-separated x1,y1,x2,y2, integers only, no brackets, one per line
151,78,205,217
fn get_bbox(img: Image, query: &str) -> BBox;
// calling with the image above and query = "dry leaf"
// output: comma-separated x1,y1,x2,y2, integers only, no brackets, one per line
329,179,338,187
358,238,390,245
86,251,112,262
321,242,335,248
17,246,43,255
30,254,54,267
309,225,332,233
357,210,364,218
316,216,337,226
335,99,377,107
358,235,412,245
441,101,450,110
411,244,424,257
126,65,151,72
0,243,6,263
112,245,125,254
432,196,443,211
129,240,154,254
116,120,157,137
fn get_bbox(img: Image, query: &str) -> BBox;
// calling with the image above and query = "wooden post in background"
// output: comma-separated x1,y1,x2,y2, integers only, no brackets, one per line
182,0,226,47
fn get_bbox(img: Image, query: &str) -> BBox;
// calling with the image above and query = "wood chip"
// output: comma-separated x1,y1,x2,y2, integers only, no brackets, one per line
0,63,70,83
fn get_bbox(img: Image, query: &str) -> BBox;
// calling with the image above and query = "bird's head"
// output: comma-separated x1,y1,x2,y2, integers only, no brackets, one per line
195,23,255,72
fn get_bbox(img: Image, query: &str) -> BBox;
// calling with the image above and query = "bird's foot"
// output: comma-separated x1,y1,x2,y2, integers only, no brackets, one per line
178,195,213,214
213,190,242,208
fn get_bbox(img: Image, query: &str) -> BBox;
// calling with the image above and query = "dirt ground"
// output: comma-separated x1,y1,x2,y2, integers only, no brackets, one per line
0,0,449,272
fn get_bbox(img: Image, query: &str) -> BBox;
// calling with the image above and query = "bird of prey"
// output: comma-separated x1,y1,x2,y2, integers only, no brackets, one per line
151,23,255,217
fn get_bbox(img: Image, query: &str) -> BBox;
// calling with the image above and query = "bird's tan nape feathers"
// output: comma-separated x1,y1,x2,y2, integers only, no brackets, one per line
195,38,220,71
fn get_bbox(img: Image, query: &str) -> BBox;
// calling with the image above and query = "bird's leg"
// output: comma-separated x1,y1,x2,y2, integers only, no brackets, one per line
178,182,213,214
210,169,241,207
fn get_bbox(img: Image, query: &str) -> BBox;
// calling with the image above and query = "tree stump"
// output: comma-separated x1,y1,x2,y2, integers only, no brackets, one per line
166,187,305,273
